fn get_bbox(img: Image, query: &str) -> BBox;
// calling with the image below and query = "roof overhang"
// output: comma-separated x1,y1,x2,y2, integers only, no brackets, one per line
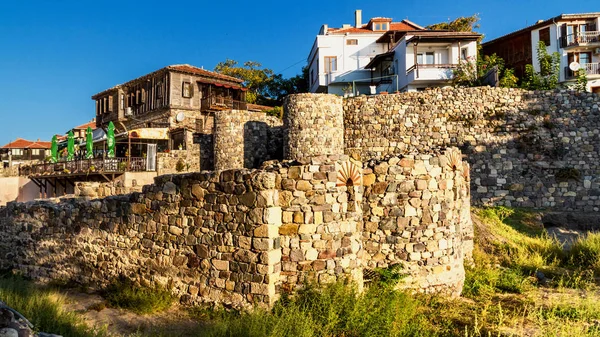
365,51,395,69
406,33,481,44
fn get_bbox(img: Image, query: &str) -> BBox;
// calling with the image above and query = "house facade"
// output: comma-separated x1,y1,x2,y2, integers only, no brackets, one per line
366,31,480,93
482,13,600,93
1,138,51,168
92,64,247,151
307,10,480,94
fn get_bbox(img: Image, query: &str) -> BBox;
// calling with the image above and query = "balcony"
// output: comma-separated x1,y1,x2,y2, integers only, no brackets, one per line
20,157,149,178
565,63,600,79
201,96,246,112
560,31,600,48
407,64,458,82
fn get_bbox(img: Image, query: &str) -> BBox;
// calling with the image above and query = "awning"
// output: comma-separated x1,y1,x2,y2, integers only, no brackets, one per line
92,128,106,143
129,128,169,140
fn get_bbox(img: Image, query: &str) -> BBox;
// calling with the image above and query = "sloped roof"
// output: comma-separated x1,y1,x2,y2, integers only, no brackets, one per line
1,138,51,149
72,120,97,131
327,19,424,35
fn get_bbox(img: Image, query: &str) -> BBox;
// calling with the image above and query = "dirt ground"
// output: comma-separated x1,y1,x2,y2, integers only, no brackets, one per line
60,290,202,336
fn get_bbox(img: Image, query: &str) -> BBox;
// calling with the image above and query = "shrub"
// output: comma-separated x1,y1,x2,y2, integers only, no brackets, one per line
568,232,600,275
102,277,175,315
175,158,186,172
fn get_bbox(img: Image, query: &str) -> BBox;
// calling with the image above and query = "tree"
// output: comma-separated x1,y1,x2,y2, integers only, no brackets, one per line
214,59,274,104
214,59,308,106
452,53,519,88
574,69,588,92
521,41,561,90
427,14,480,32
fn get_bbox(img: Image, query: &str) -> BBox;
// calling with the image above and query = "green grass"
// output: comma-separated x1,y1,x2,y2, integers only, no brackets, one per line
194,282,459,337
568,232,600,275
102,276,175,315
0,273,107,337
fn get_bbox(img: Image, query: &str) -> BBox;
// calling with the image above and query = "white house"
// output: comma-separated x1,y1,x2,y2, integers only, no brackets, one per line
482,13,600,93
307,10,481,94
365,31,480,93
307,10,425,95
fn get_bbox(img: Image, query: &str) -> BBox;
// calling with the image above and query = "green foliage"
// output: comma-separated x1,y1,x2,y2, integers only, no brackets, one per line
0,274,107,337
197,282,451,337
214,60,308,105
102,277,175,315
521,41,561,90
568,232,600,275
265,106,283,119
175,158,186,172
453,53,519,88
426,14,481,33
574,68,588,92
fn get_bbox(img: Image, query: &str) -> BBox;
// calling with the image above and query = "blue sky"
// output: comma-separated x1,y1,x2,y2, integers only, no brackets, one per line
0,0,597,145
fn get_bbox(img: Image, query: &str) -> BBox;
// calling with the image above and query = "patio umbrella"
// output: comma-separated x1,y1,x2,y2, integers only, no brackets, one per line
107,121,115,158
50,135,58,163
86,126,93,159
67,130,75,161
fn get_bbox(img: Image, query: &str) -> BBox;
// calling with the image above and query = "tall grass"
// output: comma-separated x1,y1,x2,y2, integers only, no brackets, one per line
196,282,458,337
102,276,175,315
0,274,106,337
568,232,600,275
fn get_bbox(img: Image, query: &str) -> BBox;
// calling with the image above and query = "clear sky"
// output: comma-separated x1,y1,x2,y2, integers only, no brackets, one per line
0,0,597,145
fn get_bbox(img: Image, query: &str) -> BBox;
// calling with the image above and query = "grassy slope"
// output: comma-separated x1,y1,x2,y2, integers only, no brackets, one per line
1,207,600,336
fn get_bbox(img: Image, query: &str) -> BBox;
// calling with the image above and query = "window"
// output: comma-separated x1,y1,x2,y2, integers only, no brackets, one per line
417,52,435,65
324,56,337,73
120,94,124,109
103,97,108,113
373,23,388,31
170,130,186,150
310,69,315,84
31,149,40,156
461,47,469,61
156,82,163,98
108,96,113,112
539,27,551,46
182,82,193,98
580,52,591,65
346,39,358,45
11,149,23,156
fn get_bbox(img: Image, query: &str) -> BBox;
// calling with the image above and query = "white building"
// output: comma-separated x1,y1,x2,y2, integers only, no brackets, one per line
482,13,600,93
307,10,481,94
366,31,480,93
307,10,425,95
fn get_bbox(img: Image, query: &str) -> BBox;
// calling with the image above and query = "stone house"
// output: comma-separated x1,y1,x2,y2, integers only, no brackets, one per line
91,64,248,151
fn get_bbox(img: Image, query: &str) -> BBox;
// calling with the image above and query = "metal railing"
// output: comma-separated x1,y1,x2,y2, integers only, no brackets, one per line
565,63,600,79
561,31,600,47
20,157,148,177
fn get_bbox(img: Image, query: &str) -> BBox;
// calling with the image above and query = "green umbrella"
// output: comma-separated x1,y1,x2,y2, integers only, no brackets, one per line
86,126,93,159
51,135,58,163
107,121,115,158
67,130,75,161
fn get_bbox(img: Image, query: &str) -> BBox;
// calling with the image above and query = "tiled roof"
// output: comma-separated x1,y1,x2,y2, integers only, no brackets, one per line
72,120,97,130
168,64,244,84
1,138,51,149
328,19,424,35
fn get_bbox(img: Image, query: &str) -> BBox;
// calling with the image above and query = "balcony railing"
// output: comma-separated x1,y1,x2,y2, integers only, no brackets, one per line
407,63,459,74
201,96,246,111
561,31,600,48
565,63,600,79
20,157,148,177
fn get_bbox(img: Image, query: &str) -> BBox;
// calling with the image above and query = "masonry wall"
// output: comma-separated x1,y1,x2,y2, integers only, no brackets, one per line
213,110,283,171
362,149,472,296
341,87,600,211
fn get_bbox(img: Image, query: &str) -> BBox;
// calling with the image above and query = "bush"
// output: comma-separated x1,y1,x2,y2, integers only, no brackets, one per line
568,232,600,275
102,277,175,315
175,158,186,172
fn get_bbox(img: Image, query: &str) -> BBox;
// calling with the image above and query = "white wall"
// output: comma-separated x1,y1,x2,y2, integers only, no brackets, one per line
531,24,565,80
0,177,39,206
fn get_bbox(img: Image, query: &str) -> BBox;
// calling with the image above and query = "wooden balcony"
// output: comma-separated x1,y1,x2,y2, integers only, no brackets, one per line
201,96,247,112
565,63,600,79
20,157,148,178
561,31,600,48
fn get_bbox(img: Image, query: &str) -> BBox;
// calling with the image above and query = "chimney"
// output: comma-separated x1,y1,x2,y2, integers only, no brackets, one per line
355,9,362,28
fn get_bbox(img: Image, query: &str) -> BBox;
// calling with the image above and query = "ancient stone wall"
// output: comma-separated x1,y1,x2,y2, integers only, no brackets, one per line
157,149,201,175
329,87,600,211
361,149,472,295
213,110,283,171
74,180,143,198
284,94,344,162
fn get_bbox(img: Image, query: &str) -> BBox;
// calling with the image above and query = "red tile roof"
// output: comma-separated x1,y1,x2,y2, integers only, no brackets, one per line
168,64,244,84
1,138,51,149
328,19,424,35
72,120,97,131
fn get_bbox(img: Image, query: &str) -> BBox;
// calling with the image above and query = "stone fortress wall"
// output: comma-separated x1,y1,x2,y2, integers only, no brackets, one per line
0,90,475,307
342,87,600,211
2,87,597,308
